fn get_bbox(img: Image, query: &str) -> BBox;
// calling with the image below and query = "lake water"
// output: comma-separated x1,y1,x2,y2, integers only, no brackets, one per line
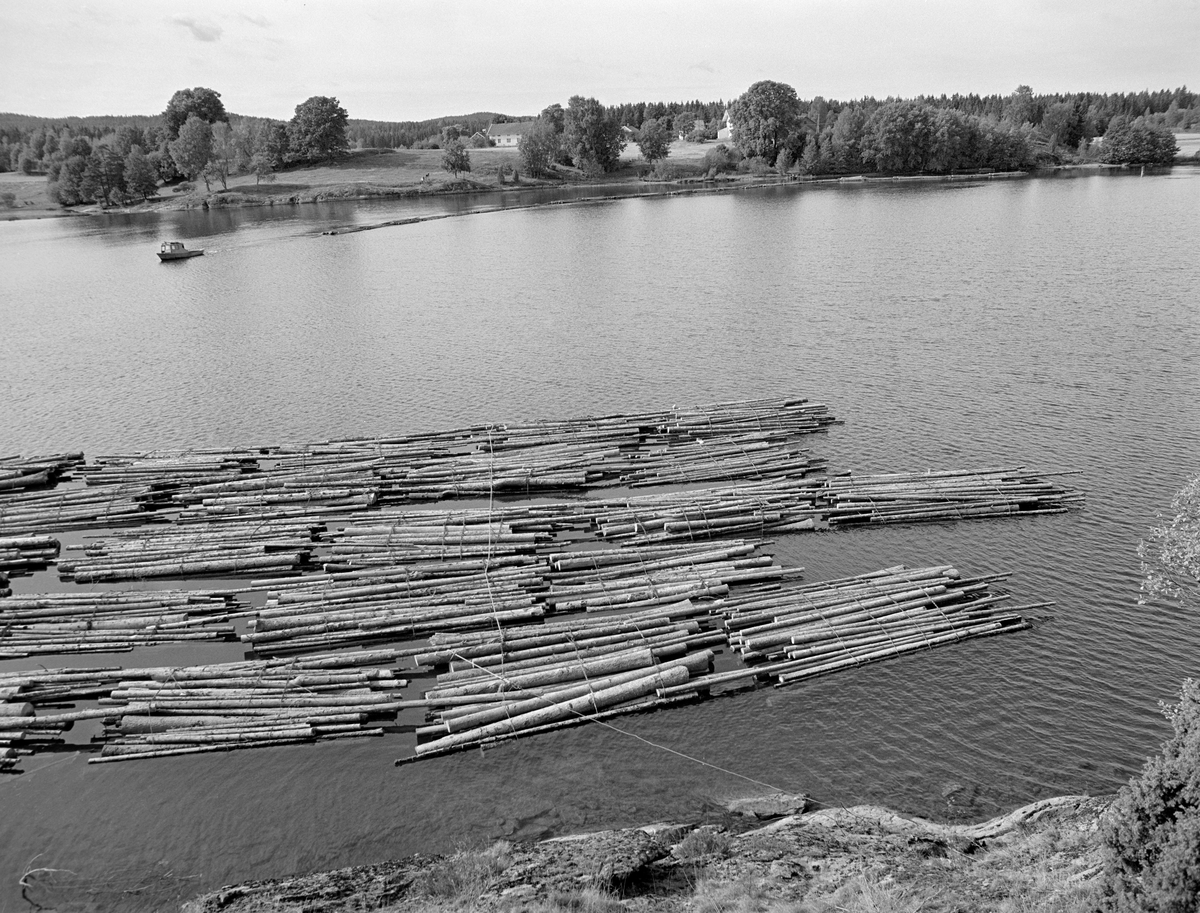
2,171,1199,911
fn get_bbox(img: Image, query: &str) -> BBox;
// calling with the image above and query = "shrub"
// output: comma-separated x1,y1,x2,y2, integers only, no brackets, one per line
701,143,741,174
737,156,772,175
674,827,733,862
1138,473,1200,603
412,841,511,901
651,159,681,181
1101,678,1200,911
1,191,16,208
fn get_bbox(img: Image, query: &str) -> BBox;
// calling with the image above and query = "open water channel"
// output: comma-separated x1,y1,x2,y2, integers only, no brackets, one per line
1,170,1199,910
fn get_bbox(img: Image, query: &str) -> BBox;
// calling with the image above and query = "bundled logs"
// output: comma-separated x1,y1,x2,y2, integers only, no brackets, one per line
0,402,1082,549
1,398,1085,769
544,540,800,611
0,535,60,575
0,653,408,765
657,566,1040,697
57,519,322,583
818,468,1085,526
172,463,380,523
250,396,836,502
91,650,408,762
0,590,239,657
241,560,549,655
241,539,792,655
76,451,260,488
409,604,721,757
2,665,134,772
326,511,551,569
0,483,159,536
0,453,82,492
583,482,823,541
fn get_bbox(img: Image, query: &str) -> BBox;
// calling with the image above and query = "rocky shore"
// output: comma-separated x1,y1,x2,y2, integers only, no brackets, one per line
182,794,1110,912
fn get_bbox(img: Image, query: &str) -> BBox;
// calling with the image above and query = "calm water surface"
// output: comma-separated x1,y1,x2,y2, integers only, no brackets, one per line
1,173,1199,910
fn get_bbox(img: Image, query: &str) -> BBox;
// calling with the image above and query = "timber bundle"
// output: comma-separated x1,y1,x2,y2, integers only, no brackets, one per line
0,396,1085,768
239,538,788,656
0,652,406,766
400,564,1026,758
2,665,131,772
0,397,837,535
410,603,721,759
57,519,321,583
0,535,60,576
0,590,239,658
0,452,82,492
92,650,406,762
662,565,1044,695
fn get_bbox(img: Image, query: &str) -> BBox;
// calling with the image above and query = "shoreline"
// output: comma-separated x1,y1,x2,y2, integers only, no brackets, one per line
7,156,1193,225
176,793,1112,912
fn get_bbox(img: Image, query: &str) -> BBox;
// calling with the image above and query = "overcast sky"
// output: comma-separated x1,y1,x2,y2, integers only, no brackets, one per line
2,0,1198,121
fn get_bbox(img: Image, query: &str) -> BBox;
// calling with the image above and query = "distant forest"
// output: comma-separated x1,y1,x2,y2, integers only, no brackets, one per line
3,87,1196,166
1,85,1195,205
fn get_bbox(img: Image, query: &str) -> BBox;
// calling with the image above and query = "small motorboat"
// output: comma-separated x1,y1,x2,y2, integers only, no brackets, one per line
158,241,204,261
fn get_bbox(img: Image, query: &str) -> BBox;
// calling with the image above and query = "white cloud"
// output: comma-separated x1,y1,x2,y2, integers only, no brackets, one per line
173,16,223,42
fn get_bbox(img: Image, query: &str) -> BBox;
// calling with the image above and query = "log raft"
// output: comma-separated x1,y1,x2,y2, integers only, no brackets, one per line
2,398,1081,768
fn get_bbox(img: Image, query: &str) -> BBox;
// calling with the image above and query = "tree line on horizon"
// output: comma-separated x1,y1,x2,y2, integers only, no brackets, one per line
0,83,1193,205
505,82,1189,180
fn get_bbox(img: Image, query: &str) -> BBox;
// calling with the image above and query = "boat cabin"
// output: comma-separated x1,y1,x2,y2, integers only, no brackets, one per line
160,241,188,254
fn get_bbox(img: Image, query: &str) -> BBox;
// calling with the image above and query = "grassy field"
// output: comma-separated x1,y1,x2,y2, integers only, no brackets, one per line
0,172,64,219
1174,130,1200,156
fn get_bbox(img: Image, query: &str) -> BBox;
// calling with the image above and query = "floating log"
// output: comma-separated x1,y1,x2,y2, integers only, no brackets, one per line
414,661,697,756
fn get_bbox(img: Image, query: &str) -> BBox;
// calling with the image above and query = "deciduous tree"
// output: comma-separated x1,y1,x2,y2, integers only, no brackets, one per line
564,96,625,174
164,87,228,140
636,117,672,163
830,104,869,172
927,108,973,172
1002,85,1037,127
208,122,236,190
80,146,125,204
440,139,470,177
1041,101,1085,153
264,121,291,169
123,146,158,200
289,96,349,164
518,119,560,176
169,114,214,188
728,80,802,165
539,104,566,143
1099,122,1179,165
672,110,697,139
249,152,275,185
861,100,936,173
52,155,87,205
